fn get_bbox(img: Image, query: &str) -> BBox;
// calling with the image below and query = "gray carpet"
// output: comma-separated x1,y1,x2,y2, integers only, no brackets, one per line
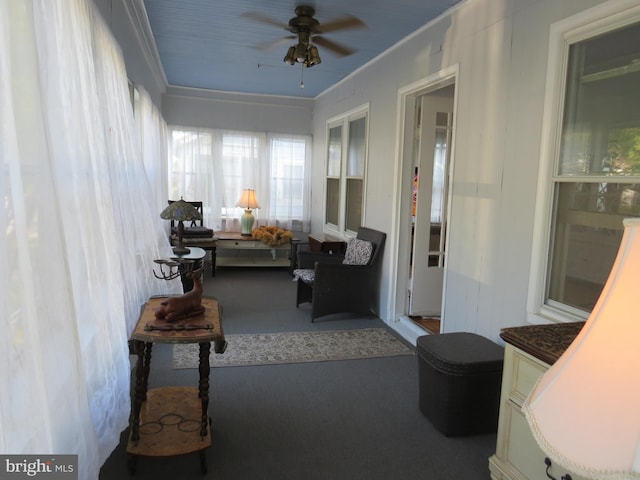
100,267,497,479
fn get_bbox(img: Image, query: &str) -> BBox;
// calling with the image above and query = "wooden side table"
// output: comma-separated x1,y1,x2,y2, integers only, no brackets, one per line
126,296,226,474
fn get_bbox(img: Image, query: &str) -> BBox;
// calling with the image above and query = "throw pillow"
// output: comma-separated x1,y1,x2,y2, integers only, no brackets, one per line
342,239,373,265
292,268,315,284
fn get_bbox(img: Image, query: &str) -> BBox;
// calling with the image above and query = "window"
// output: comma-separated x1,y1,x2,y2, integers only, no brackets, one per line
325,125,342,227
325,106,369,234
169,127,311,232
269,136,307,220
532,11,640,322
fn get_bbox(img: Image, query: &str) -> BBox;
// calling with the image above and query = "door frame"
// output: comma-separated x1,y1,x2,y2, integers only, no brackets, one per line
387,65,459,343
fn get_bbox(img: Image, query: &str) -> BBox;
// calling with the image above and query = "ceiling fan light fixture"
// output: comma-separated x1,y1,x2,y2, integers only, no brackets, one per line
295,43,308,63
284,46,296,65
307,45,321,67
248,5,365,74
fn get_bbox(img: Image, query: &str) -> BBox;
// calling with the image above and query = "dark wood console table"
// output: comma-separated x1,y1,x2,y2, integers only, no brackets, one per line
127,296,226,474
308,233,346,255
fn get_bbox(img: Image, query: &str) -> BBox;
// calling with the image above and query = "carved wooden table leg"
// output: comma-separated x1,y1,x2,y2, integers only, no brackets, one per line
142,342,152,401
198,341,211,438
130,340,146,443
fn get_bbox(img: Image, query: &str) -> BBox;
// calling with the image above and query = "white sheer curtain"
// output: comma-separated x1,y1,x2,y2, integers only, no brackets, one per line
137,86,170,216
217,130,268,232
265,133,311,230
168,128,218,227
169,127,311,232
0,1,179,478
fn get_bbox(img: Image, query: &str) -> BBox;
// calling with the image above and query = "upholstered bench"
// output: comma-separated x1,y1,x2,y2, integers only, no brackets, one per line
416,332,504,436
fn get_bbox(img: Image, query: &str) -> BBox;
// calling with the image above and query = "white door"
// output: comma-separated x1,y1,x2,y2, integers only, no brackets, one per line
408,92,454,316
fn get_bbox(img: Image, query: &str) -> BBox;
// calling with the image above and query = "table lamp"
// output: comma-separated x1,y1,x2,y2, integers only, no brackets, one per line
160,199,202,255
236,189,260,236
523,217,640,479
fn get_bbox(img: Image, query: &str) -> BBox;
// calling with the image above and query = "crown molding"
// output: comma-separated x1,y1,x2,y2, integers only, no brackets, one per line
121,0,167,92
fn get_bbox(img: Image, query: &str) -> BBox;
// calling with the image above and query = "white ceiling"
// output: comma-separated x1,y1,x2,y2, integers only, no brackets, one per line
142,0,465,98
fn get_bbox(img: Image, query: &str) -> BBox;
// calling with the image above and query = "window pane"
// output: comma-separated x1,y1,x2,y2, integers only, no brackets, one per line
547,22,640,317
326,178,340,226
559,23,640,176
270,137,306,219
345,178,362,232
347,117,366,177
547,182,640,312
221,133,259,213
431,127,448,224
327,126,342,177
324,109,367,233
169,130,211,200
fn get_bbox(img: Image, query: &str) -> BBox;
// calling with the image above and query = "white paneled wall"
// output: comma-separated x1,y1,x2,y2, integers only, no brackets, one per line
312,0,610,342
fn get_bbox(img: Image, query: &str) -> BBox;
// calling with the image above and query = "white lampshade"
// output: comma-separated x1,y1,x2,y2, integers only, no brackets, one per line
235,189,260,210
523,218,640,479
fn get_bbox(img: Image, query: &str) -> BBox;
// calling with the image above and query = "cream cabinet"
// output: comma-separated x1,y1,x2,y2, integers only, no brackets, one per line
489,342,585,480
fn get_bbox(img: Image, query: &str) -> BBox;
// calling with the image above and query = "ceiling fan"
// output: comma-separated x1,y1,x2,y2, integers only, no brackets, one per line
244,6,366,68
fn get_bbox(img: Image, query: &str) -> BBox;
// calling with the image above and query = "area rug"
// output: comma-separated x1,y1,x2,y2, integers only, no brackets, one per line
172,328,414,369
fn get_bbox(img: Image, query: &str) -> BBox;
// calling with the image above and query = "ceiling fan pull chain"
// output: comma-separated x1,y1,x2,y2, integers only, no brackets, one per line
300,62,305,89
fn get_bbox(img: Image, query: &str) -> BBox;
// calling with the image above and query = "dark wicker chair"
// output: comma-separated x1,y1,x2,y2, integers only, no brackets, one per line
294,227,386,322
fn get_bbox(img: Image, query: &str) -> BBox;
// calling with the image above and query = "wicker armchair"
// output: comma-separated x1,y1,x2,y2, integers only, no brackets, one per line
294,227,386,322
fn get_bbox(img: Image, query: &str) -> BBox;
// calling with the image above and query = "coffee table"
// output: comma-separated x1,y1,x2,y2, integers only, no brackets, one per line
213,231,291,270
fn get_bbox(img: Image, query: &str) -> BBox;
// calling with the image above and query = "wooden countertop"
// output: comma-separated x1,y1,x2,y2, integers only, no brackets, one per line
132,296,224,348
500,321,585,365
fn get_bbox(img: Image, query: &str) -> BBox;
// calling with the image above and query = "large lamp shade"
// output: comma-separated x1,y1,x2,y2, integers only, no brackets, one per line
523,218,640,479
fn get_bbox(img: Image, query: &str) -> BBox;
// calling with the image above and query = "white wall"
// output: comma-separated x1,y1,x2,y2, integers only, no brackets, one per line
312,0,611,343
162,86,313,134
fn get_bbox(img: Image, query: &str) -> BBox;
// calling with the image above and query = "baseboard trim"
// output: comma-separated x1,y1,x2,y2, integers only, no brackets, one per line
388,316,432,346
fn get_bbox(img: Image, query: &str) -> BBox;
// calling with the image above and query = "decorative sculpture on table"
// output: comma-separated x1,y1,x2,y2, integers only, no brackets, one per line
152,259,205,322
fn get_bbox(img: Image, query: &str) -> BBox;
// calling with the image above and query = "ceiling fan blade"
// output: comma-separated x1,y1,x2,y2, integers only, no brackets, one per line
242,12,289,31
313,36,355,57
256,36,296,51
312,16,366,34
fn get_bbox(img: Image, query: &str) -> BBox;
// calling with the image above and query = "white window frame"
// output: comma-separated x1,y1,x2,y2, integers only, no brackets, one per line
527,0,640,325
324,104,369,237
